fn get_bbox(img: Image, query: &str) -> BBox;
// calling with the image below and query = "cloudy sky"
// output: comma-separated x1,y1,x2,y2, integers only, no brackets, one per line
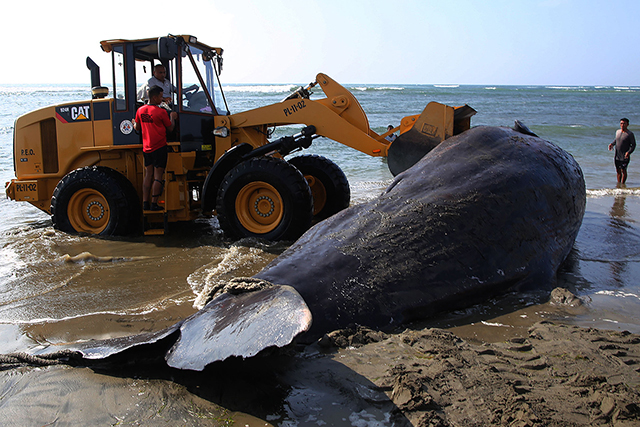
3,0,638,85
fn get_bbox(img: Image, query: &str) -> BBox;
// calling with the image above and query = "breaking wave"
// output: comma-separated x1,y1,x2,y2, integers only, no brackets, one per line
223,84,298,93
587,188,640,197
349,86,405,92
58,251,147,264
595,290,640,302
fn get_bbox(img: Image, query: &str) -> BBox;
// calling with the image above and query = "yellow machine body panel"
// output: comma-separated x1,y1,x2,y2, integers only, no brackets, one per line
12,100,118,180
9,99,122,211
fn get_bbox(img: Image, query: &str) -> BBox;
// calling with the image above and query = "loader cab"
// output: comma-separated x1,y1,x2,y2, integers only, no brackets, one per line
99,35,229,152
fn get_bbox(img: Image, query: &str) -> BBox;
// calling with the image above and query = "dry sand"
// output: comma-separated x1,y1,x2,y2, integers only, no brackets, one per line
0,289,638,426
319,322,640,426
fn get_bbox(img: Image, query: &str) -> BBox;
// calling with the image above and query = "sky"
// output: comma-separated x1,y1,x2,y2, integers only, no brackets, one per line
2,0,639,86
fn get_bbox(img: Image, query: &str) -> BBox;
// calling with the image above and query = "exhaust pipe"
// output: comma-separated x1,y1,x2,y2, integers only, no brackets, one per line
86,57,108,99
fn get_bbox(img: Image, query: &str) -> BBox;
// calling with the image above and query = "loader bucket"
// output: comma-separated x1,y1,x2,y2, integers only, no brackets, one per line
387,102,476,176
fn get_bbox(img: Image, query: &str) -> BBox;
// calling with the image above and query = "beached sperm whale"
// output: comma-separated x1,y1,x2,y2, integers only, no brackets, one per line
35,125,586,371
251,124,587,340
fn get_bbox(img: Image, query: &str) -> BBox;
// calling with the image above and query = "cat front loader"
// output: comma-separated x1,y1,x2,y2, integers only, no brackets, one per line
5,34,475,240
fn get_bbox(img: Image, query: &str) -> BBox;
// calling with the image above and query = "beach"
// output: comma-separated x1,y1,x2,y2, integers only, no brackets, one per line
0,289,638,426
1,83,639,425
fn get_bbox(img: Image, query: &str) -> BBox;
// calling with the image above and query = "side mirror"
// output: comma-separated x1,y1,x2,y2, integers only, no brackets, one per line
217,56,223,75
158,37,178,61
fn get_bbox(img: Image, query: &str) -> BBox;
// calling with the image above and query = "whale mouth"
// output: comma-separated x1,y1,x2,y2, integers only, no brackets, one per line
387,103,476,176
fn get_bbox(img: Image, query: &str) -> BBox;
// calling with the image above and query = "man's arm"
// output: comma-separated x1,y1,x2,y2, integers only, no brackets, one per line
137,84,149,102
132,111,140,132
609,130,618,151
628,133,636,155
167,112,178,132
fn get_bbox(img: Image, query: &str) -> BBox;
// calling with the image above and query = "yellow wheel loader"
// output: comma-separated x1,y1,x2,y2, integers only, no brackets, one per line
5,35,475,240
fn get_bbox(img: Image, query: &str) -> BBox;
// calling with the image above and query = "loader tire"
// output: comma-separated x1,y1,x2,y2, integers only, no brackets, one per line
288,154,350,220
216,157,313,241
51,166,140,236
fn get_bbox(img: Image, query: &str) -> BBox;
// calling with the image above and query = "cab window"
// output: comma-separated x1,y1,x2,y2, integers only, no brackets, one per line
113,47,126,111
181,45,229,115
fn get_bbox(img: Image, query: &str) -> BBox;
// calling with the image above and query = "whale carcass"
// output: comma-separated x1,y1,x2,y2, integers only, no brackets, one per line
252,125,586,340
36,125,586,370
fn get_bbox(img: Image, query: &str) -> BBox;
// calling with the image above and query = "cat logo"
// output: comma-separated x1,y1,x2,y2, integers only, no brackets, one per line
71,106,90,121
55,104,91,123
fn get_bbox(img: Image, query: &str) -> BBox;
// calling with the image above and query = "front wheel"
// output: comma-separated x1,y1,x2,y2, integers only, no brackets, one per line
288,154,350,220
216,157,313,241
51,166,140,236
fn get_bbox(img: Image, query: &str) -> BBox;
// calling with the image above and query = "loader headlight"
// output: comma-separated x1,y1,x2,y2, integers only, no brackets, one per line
213,126,229,138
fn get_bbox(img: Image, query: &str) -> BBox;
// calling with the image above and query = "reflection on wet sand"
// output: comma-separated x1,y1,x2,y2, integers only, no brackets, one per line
610,192,628,219
566,195,640,333
608,194,629,286
0,332,414,425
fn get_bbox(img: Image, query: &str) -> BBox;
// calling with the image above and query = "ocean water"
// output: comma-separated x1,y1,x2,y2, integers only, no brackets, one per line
0,82,639,356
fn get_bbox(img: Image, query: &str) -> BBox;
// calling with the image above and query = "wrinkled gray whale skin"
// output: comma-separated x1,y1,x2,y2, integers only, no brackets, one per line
34,126,585,369
255,125,586,342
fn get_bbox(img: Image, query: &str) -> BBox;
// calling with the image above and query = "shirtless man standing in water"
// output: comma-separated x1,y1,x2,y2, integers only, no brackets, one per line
608,118,636,184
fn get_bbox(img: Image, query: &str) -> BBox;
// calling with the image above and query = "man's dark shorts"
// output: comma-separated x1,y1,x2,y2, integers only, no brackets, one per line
615,159,630,170
144,145,168,168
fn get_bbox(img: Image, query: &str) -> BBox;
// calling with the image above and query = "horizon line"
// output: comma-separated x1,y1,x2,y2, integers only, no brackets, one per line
1,82,639,88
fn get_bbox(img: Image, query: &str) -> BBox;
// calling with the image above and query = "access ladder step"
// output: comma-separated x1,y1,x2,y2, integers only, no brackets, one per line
143,210,169,236
144,228,165,236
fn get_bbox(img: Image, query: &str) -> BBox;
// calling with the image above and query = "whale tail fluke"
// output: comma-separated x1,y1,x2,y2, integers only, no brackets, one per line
165,285,312,370
30,285,311,371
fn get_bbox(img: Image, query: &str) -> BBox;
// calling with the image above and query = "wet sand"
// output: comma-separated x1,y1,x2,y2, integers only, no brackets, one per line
0,196,638,425
0,290,638,426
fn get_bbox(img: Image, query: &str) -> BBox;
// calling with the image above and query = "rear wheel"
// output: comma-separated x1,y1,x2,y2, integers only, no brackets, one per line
288,154,350,220
51,166,140,236
216,157,313,241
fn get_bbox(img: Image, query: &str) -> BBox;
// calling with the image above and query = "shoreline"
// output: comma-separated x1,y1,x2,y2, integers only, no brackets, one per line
0,195,638,425
0,289,638,426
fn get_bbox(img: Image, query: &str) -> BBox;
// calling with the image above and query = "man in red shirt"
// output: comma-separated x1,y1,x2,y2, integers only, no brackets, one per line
133,86,178,210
